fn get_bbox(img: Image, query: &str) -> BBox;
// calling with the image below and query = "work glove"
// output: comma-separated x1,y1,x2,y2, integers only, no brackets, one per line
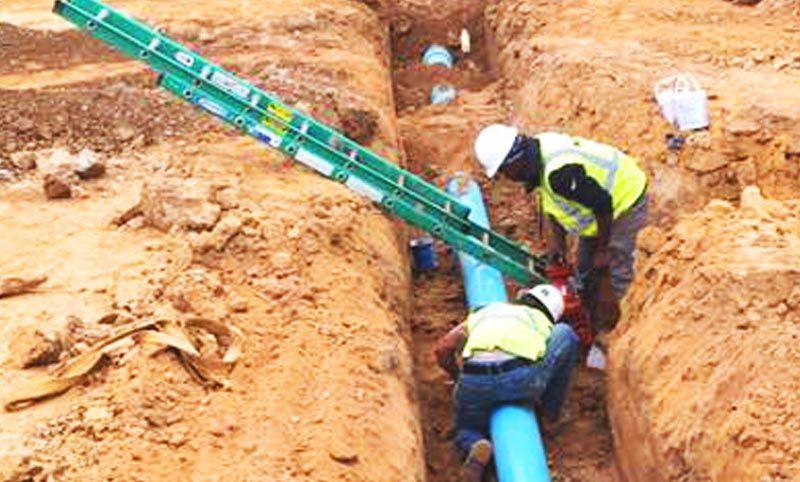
544,249,567,267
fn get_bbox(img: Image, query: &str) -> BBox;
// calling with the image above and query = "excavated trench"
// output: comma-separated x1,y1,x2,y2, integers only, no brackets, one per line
2,0,799,481
389,0,800,480
387,5,620,481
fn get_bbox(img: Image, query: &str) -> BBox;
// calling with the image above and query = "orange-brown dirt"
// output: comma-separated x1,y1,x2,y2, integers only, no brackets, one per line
1,1,424,481
610,186,800,481
396,0,799,480
394,5,620,481
3,0,800,480
490,0,800,226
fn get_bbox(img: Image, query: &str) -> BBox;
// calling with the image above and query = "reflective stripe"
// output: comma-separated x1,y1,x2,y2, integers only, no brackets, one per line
545,147,619,234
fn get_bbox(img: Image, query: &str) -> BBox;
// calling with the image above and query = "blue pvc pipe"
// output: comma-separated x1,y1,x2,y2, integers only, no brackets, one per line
445,175,507,310
491,405,550,482
421,44,454,68
446,174,550,482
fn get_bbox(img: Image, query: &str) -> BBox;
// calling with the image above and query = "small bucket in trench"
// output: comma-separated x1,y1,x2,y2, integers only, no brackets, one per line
410,236,438,271
421,44,454,69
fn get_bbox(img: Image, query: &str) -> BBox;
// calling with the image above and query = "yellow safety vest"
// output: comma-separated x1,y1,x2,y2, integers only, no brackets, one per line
536,132,647,237
462,303,553,362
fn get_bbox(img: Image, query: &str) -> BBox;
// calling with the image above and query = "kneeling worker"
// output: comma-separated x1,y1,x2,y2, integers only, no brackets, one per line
434,285,579,482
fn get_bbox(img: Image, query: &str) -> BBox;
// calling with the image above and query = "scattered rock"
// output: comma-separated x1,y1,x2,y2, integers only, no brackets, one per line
43,174,72,199
138,179,221,232
228,297,249,313
16,330,64,368
740,185,766,211
726,119,761,137
114,124,136,142
39,148,75,173
210,214,243,250
685,152,728,173
15,117,35,133
637,226,668,255
74,149,106,180
329,444,359,464
214,187,240,210
11,152,37,171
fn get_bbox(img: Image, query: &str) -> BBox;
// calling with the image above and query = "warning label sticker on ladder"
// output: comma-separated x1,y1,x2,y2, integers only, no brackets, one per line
249,124,282,148
209,71,250,99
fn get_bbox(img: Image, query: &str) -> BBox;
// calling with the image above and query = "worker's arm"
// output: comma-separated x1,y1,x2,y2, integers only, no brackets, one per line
546,215,567,264
434,322,468,381
547,164,613,268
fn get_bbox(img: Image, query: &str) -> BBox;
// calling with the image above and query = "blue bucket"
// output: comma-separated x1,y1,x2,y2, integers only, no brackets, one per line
410,236,438,271
430,84,457,105
421,45,454,69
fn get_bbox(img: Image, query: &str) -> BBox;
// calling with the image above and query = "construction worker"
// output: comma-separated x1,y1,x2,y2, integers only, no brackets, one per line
473,124,648,332
435,285,579,482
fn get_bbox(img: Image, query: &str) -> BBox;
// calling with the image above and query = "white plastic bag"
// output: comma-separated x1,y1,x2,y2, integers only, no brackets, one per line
586,343,607,370
654,73,710,131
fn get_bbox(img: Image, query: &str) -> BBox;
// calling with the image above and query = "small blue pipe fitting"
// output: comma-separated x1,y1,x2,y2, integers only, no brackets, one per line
421,44,454,68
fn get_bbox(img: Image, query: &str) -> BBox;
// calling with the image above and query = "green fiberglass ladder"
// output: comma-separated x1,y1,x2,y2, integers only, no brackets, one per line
53,0,548,284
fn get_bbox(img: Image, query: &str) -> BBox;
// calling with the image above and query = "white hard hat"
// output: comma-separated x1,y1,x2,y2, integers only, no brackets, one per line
474,124,519,178
517,284,565,322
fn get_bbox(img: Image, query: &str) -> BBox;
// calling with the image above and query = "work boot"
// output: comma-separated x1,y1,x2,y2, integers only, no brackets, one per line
461,439,492,482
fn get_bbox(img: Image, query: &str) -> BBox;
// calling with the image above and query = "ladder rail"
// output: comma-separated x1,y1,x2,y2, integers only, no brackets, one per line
158,72,543,273
53,0,548,284
56,0,471,221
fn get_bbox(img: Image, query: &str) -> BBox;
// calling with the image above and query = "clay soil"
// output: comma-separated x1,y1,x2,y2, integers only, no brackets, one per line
3,0,800,481
396,0,799,481
1,2,422,481
611,187,800,481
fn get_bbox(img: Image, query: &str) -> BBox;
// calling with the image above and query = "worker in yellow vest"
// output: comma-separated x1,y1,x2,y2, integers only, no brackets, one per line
435,285,578,482
473,124,648,333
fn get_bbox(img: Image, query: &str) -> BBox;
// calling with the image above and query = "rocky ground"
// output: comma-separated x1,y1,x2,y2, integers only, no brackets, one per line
1,0,799,481
1,2,422,481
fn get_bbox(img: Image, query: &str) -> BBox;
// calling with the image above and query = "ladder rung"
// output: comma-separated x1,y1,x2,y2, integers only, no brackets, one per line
53,0,548,285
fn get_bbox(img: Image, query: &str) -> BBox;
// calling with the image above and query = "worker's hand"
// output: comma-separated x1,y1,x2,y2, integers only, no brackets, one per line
544,250,566,266
446,368,459,383
591,248,611,269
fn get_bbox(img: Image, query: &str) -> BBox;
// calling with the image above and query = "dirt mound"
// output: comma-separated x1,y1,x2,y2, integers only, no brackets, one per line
0,23,125,76
0,0,426,481
0,86,215,157
488,0,800,226
1,153,422,480
609,186,800,481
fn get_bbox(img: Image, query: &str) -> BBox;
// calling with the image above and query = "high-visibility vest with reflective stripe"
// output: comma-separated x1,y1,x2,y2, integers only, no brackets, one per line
462,302,553,362
536,132,647,237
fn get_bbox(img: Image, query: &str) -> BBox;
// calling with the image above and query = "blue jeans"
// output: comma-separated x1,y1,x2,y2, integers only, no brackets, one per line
453,324,579,455
578,194,648,300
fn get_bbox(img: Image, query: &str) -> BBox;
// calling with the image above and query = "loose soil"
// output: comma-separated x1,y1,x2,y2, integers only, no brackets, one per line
610,187,800,481
1,2,422,481
2,0,800,481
